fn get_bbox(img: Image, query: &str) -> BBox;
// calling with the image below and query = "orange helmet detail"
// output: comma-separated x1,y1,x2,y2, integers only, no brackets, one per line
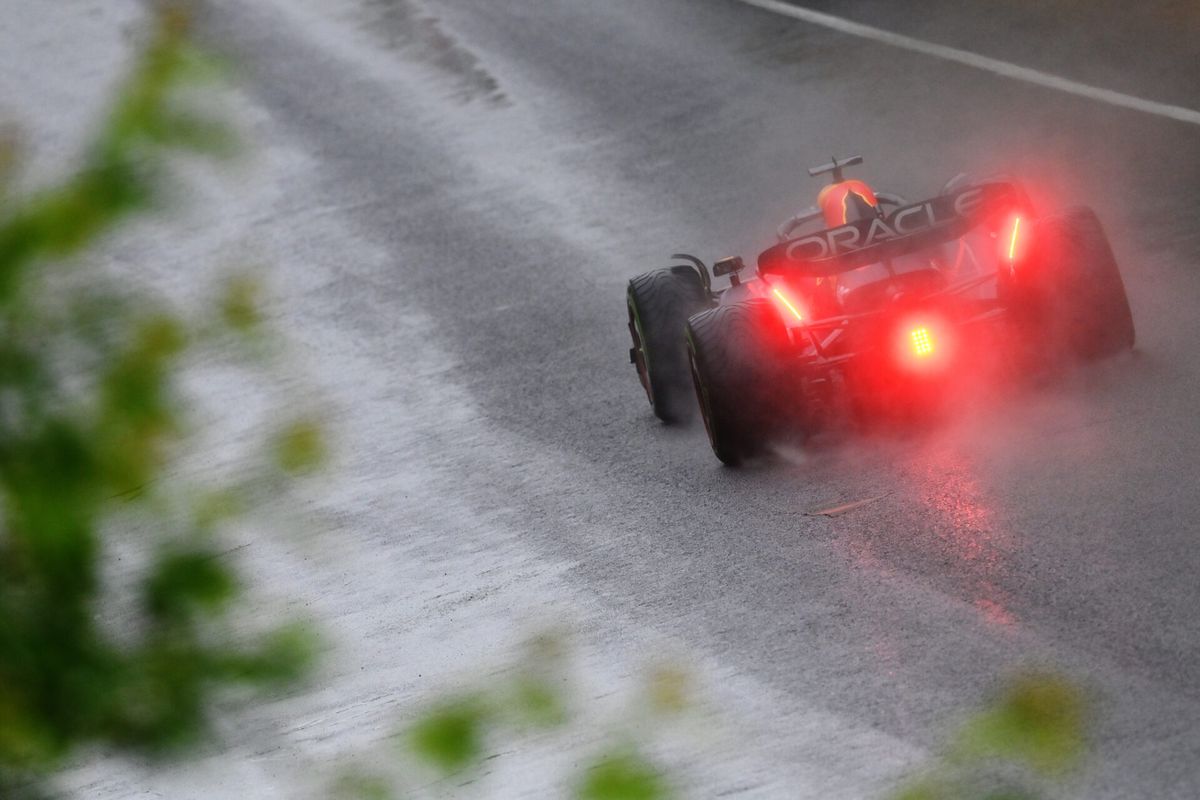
817,180,880,227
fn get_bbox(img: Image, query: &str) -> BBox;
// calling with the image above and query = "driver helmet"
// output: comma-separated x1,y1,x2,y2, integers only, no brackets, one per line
817,179,880,227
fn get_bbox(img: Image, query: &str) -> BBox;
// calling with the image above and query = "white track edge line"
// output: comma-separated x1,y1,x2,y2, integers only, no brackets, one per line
737,0,1200,127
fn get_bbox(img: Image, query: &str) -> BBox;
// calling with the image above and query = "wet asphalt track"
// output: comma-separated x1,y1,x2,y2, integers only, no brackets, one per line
200,1,1200,795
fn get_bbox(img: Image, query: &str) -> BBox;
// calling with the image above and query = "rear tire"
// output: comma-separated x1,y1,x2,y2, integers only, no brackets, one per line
628,266,710,423
1022,206,1135,361
686,300,791,465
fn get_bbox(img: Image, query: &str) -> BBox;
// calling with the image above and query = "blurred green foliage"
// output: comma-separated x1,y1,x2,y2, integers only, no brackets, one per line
892,673,1087,800
956,673,1085,776
576,751,671,800
218,274,265,334
274,418,328,476
642,666,689,717
389,640,1088,800
333,770,396,800
409,695,492,773
387,633,676,800
406,633,574,775
0,8,318,797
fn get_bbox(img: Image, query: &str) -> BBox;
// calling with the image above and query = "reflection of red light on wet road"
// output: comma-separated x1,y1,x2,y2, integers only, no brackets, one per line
830,440,1019,632
975,594,1016,627
911,444,1018,629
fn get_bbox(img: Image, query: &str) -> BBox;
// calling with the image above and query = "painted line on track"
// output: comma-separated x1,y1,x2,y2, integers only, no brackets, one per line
736,0,1200,127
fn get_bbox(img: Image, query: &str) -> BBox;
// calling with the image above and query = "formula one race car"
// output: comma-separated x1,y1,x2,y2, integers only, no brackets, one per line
626,156,1135,464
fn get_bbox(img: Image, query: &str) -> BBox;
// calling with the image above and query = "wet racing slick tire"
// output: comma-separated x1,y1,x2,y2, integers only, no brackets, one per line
627,266,710,423
1025,206,1135,362
686,299,791,466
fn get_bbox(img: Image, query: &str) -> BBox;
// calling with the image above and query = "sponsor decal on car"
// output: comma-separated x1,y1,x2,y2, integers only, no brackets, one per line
785,186,991,261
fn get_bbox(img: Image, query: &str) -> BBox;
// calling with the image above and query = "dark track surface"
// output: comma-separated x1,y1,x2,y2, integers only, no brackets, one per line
202,1,1200,795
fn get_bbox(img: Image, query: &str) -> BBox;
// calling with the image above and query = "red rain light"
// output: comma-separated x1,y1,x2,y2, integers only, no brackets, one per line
910,326,935,358
771,286,805,322
895,315,954,372
1007,216,1022,261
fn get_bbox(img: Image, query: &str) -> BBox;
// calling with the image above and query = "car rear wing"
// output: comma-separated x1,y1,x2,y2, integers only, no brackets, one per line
758,181,1030,277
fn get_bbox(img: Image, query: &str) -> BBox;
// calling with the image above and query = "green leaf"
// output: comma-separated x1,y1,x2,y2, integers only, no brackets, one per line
644,666,689,716
273,419,326,475
143,548,236,623
332,769,394,800
576,751,670,800
222,623,319,685
508,674,567,729
407,697,490,774
890,782,942,800
218,274,263,333
957,674,1085,776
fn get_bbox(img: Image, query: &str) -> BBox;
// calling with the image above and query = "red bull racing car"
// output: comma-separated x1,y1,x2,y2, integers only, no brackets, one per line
626,156,1135,465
